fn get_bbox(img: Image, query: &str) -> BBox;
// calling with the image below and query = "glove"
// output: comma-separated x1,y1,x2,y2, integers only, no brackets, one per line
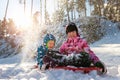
43,55,57,68
46,50,62,59
95,61,107,74
80,52,90,58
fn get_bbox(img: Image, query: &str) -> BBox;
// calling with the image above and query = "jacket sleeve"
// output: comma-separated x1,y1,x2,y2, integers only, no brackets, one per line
59,42,66,54
81,39,100,64
37,46,45,67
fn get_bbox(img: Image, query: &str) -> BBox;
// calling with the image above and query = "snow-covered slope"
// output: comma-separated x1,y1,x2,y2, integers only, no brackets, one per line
0,35,20,59
0,20,120,80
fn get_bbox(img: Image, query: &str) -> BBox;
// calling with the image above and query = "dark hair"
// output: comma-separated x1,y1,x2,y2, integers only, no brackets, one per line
66,22,78,35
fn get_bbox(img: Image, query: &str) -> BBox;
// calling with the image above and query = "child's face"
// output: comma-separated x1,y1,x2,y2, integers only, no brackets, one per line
67,31,77,38
47,40,55,49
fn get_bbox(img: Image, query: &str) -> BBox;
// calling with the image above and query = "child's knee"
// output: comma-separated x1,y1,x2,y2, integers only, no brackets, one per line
43,55,51,63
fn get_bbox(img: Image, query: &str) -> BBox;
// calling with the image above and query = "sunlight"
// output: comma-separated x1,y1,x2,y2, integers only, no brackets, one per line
9,6,33,30
46,0,56,20
104,3,107,8
12,13,32,29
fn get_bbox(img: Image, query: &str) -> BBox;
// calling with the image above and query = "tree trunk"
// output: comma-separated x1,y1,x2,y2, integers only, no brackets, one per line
4,0,9,19
31,0,33,16
71,10,73,20
66,0,70,22
40,0,42,23
44,0,46,24
57,0,60,10
74,9,76,20
85,7,87,16
24,0,26,14
98,5,101,16
84,2,87,16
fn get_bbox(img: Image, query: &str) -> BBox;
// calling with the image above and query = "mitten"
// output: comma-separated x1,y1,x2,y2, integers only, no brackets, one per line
43,55,57,68
46,50,63,59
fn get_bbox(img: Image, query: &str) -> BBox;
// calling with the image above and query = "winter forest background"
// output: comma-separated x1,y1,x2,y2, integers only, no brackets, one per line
0,0,120,79
0,0,120,58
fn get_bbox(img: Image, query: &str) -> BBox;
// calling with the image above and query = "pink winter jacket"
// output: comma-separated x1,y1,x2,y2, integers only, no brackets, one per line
59,37,99,64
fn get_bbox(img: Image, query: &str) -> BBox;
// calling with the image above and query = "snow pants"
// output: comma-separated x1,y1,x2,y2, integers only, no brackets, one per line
43,50,92,68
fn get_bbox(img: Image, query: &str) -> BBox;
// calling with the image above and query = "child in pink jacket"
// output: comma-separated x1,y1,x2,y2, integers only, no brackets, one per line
60,22,99,64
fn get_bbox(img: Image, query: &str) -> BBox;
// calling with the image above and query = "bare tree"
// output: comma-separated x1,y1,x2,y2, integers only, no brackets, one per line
59,0,70,22
40,0,42,23
66,0,70,22
31,0,33,16
69,0,74,20
103,0,120,21
76,0,86,17
24,0,26,14
4,0,9,19
88,0,93,15
90,0,104,16
19,0,26,14
44,0,47,24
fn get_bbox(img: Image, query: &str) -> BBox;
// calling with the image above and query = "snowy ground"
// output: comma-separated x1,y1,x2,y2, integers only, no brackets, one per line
0,23,120,80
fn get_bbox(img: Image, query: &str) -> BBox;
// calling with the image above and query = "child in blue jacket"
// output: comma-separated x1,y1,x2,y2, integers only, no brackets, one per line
37,34,56,69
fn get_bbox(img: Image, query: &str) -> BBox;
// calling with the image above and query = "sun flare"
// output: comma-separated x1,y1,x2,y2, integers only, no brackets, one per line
9,6,33,30
12,14,32,29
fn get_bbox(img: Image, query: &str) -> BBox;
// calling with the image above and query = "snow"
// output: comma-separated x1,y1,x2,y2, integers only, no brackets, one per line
0,20,120,80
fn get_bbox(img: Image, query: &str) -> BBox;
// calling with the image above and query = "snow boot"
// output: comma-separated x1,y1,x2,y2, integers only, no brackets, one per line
95,61,107,75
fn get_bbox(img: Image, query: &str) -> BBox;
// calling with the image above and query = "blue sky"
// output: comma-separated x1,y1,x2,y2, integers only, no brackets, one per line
0,0,91,21
0,0,56,20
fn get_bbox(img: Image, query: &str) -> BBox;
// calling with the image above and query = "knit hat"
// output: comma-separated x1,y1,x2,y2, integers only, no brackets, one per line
43,34,56,46
66,22,78,35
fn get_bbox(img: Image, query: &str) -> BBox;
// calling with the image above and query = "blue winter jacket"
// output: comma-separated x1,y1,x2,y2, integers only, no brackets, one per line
37,34,56,68
37,45,48,68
